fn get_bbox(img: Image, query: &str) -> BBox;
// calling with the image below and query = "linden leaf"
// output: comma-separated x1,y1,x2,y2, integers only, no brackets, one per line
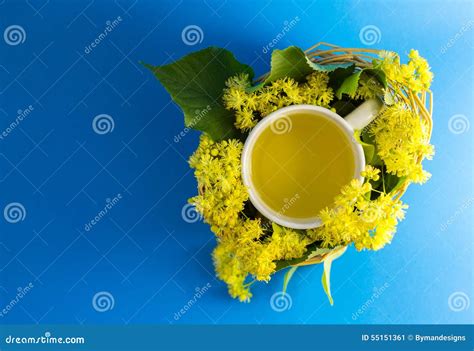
144,47,254,141
365,68,387,89
384,172,407,194
274,240,321,271
336,68,387,99
328,64,356,90
271,222,284,235
321,263,333,305
336,71,363,99
306,247,334,260
282,266,298,294
264,46,354,85
354,130,375,164
264,46,313,84
306,57,353,72
361,128,383,166
321,247,346,306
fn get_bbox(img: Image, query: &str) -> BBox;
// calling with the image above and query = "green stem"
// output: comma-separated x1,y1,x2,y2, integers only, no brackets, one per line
244,279,256,287
382,167,386,193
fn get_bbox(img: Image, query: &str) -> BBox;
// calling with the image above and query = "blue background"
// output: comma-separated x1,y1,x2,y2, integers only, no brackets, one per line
0,0,472,325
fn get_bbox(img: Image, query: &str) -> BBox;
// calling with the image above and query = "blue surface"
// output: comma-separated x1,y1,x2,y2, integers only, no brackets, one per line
0,0,472,325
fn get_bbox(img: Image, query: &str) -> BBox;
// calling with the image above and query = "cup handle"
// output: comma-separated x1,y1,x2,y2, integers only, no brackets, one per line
343,98,384,130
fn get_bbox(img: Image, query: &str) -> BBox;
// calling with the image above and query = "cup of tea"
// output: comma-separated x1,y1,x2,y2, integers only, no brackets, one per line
241,99,383,229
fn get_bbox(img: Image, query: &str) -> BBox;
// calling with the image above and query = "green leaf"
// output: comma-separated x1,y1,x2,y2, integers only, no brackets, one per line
274,240,321,271
246,82,264,93
336,68,387,99
364,68,387,89
361,141,375,164
263,46,353,85
328,64,356,90
282,266,298,294
354,130,375,164
336,70,363,99
320,247,346,306
264,46,313,84
144,47,254,141
383,172,406,194
321,263,333,305
271,222,283,235
306,58,353,72
274,256,305,271
306,247,334,260
361,128,383,166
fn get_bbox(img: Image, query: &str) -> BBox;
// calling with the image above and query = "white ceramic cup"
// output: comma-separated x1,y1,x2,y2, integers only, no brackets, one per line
241,98,383,229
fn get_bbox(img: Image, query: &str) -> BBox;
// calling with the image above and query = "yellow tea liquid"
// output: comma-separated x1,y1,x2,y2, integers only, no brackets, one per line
251,113,355,219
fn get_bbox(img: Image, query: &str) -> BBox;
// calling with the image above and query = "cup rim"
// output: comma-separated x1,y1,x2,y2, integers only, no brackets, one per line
241,104,365,230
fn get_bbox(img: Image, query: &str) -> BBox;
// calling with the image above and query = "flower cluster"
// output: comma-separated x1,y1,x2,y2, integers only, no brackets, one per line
379,49,433,93
309,167,408,251
370,103,434,184
188,135,247,233
189,135,314,301
190,141,408,300
190,135,408,300
223,72,334,131
188,49,434,302
352,73,383,101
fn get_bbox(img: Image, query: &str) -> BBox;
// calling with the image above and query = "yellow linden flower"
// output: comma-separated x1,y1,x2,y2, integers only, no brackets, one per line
309,176,407,251
222,72,334,131
222,87,247,110
189,135,248,234
361,165,381,181
353,76,382,100
189,135,317,301
370,103,434,184
301,72,334,107
379,49,433,92
235,108,257,131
